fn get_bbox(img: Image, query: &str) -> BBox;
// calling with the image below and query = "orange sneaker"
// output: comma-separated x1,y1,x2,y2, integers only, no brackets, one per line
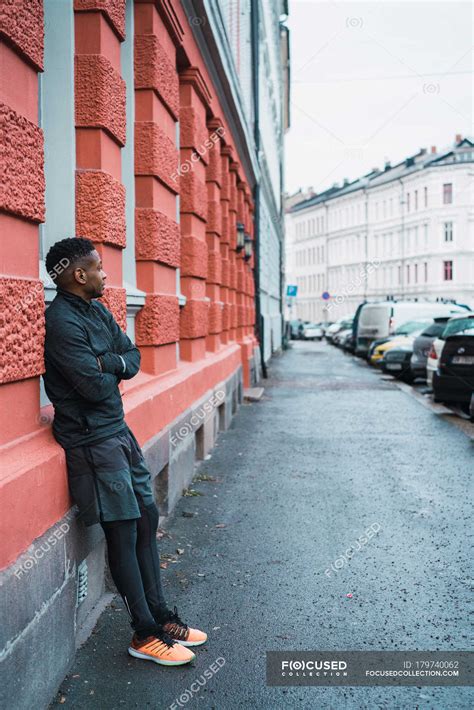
161,606,208,647
128,628,195,666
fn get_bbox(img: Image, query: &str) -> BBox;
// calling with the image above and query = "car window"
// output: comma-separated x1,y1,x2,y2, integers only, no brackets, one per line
421,323,446,337
395,320,430,335
442,318,474,338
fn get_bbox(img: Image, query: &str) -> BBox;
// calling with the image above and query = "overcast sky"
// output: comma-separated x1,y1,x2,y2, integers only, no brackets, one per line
284,0,473,195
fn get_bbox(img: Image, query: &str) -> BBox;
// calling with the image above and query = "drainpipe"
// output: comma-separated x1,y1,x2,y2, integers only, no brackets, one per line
251,0,267,378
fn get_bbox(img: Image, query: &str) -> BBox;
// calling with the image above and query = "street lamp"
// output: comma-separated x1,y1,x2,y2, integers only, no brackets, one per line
236,222,245,251
244,234,252,261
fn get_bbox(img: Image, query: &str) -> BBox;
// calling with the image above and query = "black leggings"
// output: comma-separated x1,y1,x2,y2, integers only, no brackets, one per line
100,499,169,638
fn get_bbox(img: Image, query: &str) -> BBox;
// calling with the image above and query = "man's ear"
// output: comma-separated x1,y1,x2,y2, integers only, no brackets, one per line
74,267,87,284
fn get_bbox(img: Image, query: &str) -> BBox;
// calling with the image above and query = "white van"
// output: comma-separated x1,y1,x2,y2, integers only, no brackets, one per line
356,301,468,356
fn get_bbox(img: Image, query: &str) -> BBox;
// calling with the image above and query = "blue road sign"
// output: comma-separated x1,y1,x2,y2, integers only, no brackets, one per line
286,285,298,297
322,291,330,300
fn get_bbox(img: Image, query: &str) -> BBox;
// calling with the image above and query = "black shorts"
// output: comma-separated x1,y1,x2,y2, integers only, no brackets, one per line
64,425,155,526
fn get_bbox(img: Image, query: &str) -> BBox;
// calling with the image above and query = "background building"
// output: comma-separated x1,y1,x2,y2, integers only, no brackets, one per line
285,136,474,322
0,1,289,706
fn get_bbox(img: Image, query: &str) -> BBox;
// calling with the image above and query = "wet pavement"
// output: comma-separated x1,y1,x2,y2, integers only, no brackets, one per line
50,340,473,709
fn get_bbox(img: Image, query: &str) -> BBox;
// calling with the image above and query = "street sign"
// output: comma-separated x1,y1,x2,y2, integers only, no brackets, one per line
322,291,330,300
286,285,298,297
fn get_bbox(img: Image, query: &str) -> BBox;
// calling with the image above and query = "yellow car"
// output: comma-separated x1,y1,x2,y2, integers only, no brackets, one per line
369,336,413,366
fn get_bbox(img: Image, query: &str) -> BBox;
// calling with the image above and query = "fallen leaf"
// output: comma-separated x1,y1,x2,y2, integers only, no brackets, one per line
160,562,168,569
215,523,226,528
176,548,185,555
59,697,66,704
346,593,353,598
183,488,203,497
194,474,217,482
182,511,195,518
197,573,205,577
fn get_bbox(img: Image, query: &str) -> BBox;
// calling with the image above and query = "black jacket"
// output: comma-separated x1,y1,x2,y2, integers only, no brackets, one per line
43,287,140,449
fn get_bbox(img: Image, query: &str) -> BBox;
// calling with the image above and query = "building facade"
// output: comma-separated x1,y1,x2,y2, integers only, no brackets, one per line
217,0,290,362
285,137,474,323
0,1,288,706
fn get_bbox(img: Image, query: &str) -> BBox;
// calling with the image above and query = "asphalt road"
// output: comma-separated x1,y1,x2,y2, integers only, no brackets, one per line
50,340,473,710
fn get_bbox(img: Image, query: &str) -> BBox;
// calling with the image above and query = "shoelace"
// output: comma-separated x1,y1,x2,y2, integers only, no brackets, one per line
142,624,176,649
163,606,189,640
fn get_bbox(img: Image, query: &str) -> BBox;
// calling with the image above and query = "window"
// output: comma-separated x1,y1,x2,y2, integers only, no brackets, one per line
398,265,402,284
414,190,418,210
414,263,418,283
424,186,428,207
443,260,453,281
424,262,428,282
444,222,453,242
424,224,428,248
443,183,453,204
406,193,410,212
406,264,410,285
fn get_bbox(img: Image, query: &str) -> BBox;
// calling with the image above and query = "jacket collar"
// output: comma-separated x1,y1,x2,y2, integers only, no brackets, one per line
56,287,93,312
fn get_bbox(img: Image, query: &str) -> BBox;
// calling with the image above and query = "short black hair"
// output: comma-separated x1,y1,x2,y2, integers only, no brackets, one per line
45,237,95,284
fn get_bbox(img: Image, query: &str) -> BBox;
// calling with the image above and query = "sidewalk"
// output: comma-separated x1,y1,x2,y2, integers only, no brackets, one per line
50,342,472,709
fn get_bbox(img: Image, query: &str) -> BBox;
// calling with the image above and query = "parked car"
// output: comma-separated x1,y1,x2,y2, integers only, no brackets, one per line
433,320,474,407
355,301,468,357
326,317,354,343
427,313,474,386
289,319,303,340
333,327,352,347
382,344,416,381
302,323,324,340
340,329,355,351
410,318,450,380
369,319,434,367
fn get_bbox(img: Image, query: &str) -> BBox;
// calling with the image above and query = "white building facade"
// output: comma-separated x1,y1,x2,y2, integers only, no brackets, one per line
285,137,474,323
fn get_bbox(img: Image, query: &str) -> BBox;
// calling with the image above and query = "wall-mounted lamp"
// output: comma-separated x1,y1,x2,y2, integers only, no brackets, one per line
236,222,245,251
244,234,252,261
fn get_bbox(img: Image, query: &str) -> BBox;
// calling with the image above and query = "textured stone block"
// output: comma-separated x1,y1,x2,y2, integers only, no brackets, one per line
206,199,221,235
76,170,126,247
179,171,207,221
222,303,231,331
179,106,209,165
75,55,126,146
206,139,222,185
208,301,223,334
134,35,178,119
0,103,45,222
179,298,209,339
135,294,179,346
221,259,229,287
135,208,180,267
0,0,44,70
237,303,246,326
74,0,126,40
98,286,126,332
180,236,207,279
207,251,221,284
135,122,178,193
0,277,45,384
